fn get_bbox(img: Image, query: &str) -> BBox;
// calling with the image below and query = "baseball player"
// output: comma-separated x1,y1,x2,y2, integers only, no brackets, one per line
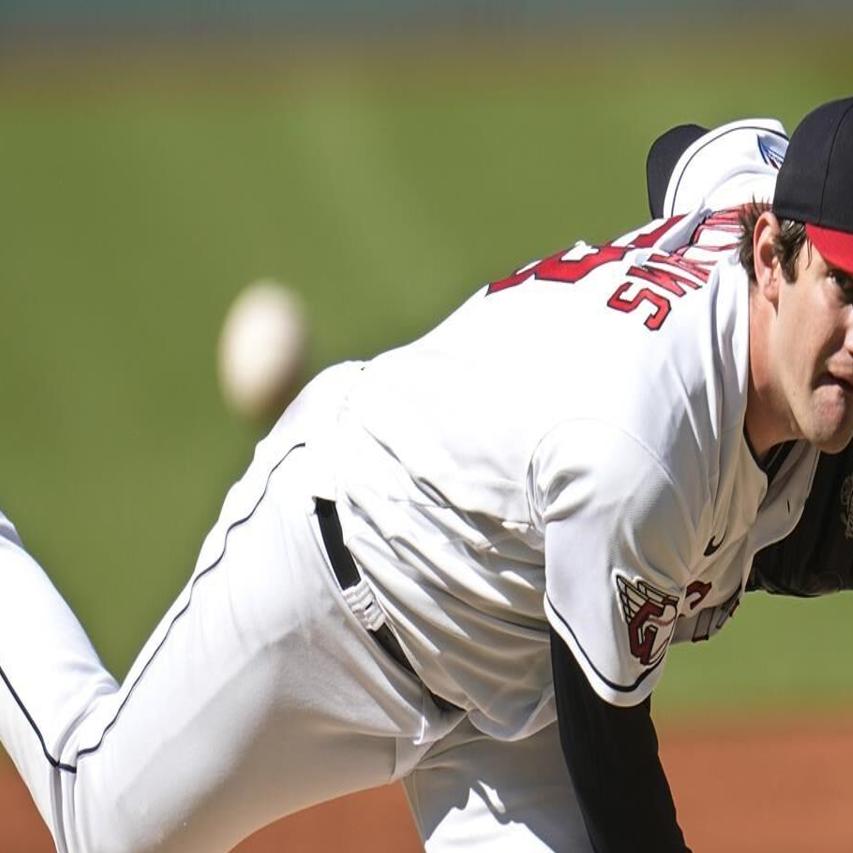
2,96,853,853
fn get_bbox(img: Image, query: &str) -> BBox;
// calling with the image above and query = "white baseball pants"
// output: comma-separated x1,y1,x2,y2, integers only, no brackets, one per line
0,366,591,852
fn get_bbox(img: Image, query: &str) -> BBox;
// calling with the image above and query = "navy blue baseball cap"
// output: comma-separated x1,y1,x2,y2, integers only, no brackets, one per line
774,97,853,274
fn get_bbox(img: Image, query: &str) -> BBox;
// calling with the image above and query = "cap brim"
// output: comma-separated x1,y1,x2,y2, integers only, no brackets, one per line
806,223,853,276
645,124,708,218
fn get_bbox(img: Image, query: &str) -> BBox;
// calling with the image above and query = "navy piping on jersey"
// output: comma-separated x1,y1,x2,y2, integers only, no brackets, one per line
0,441,306,775
0,663,77,773
546,592,663,693
667,124,790,218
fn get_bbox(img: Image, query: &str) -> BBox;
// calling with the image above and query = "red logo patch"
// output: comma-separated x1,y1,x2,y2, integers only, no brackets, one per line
616,574,679,666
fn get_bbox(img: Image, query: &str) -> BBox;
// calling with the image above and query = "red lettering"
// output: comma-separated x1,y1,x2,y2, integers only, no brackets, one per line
630,214,686,248
625,264,698,297
487,244,630,294
607,284,671,331
487,214,686,294
625,252,713,298
652,252,713,284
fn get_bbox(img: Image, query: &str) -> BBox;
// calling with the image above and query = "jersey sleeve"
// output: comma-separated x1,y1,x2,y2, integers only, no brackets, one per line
531,420,698,707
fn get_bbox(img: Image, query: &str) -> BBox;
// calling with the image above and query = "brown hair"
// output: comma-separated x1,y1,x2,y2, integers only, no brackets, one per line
737,201,808,283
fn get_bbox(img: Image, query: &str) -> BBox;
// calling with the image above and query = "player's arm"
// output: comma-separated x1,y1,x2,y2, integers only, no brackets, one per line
551,628,690,852
532,421,697,849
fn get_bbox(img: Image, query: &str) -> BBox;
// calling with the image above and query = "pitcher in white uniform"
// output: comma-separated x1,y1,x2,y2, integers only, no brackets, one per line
2,98,853,852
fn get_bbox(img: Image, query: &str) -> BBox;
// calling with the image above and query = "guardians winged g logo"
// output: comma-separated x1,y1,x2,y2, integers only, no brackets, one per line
615,574,679,666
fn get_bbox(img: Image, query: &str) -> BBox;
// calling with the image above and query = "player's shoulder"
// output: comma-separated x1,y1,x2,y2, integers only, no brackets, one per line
529,248,748,508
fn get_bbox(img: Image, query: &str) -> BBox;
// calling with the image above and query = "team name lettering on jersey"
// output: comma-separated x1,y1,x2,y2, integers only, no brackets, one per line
487,214,727,331
488,216,684,294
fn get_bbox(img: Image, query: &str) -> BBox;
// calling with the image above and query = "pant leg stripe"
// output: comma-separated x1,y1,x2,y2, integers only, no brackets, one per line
73,442,306,767
0,662,78,773
0,441,304,774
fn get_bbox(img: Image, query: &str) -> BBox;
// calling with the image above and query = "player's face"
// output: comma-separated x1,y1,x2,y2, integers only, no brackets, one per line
769,241,853,453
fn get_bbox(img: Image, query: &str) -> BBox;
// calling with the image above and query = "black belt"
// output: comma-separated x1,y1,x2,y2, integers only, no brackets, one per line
314,498,460,714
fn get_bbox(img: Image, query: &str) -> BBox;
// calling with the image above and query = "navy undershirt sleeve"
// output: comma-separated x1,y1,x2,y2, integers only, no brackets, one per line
550,628,690,852
748,447,853,596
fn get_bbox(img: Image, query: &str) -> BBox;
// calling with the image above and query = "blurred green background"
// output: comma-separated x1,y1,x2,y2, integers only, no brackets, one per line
1,8,853,727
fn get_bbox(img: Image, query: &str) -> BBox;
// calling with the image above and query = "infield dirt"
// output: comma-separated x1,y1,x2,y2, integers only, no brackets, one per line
3,712,852,852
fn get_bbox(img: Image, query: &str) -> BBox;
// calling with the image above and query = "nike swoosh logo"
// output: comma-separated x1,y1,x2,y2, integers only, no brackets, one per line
704,534,725,557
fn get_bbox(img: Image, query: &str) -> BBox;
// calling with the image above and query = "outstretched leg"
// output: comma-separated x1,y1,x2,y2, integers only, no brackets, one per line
0,437,438,852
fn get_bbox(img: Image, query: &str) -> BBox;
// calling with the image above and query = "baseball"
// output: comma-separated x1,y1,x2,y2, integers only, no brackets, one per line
218,279,308,422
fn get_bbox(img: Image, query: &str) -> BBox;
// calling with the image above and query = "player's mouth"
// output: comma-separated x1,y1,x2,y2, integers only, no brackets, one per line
821,371,853,395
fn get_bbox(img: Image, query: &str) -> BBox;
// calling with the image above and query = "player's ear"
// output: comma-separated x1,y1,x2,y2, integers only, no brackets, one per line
753,211,782,305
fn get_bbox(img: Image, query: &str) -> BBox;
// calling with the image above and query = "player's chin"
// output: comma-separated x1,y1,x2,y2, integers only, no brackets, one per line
804,387,853,452
809,413,853,453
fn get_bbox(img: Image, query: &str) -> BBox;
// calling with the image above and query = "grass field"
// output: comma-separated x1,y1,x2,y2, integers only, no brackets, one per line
1,23,853,717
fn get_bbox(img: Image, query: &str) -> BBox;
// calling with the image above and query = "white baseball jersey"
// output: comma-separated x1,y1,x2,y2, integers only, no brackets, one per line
0,116,815,853
321,119,817,739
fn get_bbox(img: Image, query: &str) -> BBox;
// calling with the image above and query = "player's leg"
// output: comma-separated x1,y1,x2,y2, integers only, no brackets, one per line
403,718,593,852
0,439,444,852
